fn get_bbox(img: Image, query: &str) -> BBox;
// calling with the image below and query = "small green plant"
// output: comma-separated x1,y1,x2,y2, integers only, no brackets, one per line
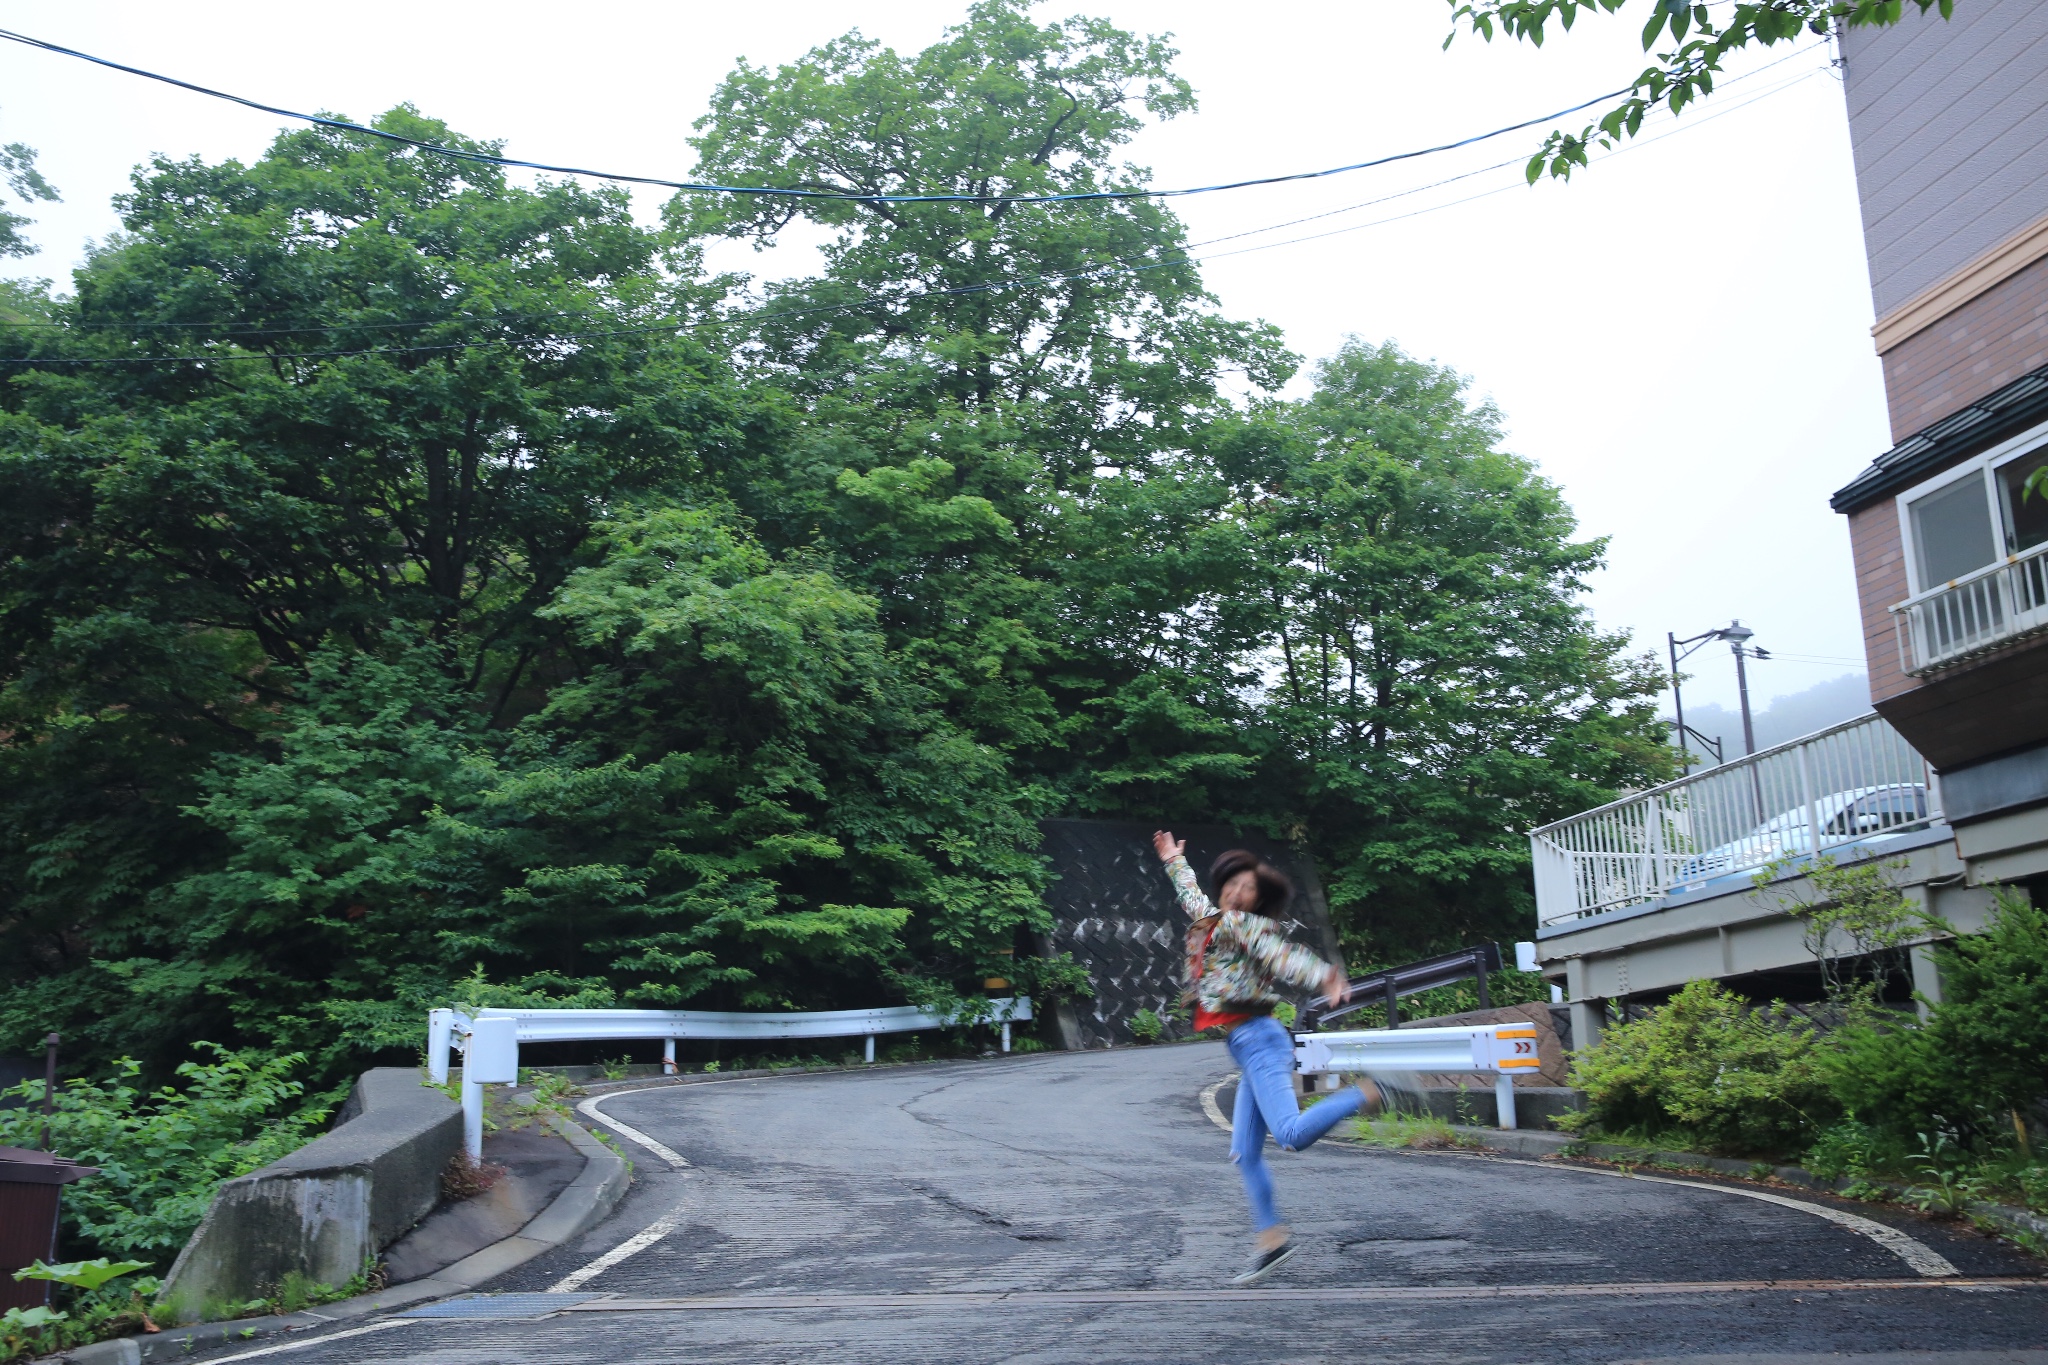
1271,1001,1297,1027
702,1060,720,1074
597,1056,631,1081
1128,1009,1164,1044
14,1259,152,1293
1804,1120,1882,1181
1901,1132,1985,1219
2017,1165,2048,1215
1352,1113,1474,1150
1010,1037,1046,1055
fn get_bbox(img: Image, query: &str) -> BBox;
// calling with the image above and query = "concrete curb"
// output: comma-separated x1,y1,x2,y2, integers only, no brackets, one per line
1445,1125,2048,1253
54,1109,630,1364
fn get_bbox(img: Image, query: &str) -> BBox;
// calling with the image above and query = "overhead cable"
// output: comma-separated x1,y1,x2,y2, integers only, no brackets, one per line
0,24,1629,206
0,59,1829,368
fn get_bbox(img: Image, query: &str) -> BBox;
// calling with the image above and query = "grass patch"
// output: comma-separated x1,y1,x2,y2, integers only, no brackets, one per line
1350,1113,1479,1150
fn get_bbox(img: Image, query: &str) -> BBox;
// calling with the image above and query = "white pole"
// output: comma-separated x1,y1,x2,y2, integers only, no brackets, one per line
1001,1022,1011,1053
427,1009,455,1085
1494,1072,1517,1131
462,1075,484,1162
663,1038,676,1075
864,1035,875,1064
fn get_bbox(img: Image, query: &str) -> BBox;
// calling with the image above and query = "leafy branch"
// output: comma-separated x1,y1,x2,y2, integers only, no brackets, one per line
1443,0,1956,181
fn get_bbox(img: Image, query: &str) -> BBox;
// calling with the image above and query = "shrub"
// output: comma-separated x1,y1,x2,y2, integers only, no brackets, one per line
1128,1009,1164,1044
0,1047,335,1271
1566,979,1837,1155
1821,891,2048,1147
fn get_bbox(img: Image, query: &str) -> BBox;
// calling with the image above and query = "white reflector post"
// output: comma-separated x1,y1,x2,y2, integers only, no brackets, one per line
461,1015,520,1162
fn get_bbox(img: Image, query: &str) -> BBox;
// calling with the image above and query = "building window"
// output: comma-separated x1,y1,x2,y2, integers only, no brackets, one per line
1908,475,1997,588
1900,436,2048,595
1996,447,2048,556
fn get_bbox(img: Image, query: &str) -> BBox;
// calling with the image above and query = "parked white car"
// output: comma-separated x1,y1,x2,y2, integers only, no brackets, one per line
1674,784,1929,881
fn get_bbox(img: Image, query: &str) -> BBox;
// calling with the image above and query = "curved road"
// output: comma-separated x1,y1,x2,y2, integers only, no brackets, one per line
204,1044,2044,1364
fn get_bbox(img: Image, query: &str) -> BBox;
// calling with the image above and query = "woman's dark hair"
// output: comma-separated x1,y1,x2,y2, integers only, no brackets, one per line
1208,849,1294,917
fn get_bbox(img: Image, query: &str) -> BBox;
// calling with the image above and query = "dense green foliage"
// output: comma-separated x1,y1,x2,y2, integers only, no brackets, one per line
0,2,1670,1082
1566,979,1837,1155
1569,894,2048,1200
1823,893,2048,1149
0,1049,333,1270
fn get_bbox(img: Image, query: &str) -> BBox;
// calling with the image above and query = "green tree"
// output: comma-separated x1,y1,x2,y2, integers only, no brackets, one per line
0,118,59,258
1212,341,1672,959
1444,0,1956,180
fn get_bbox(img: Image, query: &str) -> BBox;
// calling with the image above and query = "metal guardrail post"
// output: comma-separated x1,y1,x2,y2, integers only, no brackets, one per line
1798,741,1823,863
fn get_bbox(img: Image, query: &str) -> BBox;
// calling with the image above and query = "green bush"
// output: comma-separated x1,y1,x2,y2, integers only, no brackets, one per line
1127,1009,1164,1044
0,1047,335,1271
1821,892,2048,1147
1566,979,1838,1155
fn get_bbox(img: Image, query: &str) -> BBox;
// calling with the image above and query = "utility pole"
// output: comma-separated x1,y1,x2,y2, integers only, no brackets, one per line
1722,620,1758,756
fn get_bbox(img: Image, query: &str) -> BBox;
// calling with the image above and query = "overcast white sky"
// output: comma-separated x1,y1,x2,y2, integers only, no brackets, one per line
0,1,1885,714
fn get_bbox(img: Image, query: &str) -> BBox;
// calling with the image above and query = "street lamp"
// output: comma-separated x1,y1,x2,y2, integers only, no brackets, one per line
1718,621,1761,758
1666,619,1770,774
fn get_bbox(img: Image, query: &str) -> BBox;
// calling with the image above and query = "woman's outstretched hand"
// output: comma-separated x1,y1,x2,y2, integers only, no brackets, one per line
1152,830,1185,863
1321,964,1351,1007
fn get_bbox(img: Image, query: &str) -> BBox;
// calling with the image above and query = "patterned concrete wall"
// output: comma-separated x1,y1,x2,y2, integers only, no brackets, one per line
1035,819,1339,1050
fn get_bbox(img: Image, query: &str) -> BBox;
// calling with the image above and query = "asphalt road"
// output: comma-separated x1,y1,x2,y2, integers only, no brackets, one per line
191,1042,2045,1365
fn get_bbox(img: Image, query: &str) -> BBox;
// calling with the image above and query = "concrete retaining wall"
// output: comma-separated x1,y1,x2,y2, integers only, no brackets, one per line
157,1068,460,1323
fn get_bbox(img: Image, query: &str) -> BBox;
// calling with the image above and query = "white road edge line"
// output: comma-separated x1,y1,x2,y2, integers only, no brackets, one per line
549,1211,687,1293
1199,1073,1234,1132
185,1318,416,1362
1196,1071,1960,1279
579,1088,692,1169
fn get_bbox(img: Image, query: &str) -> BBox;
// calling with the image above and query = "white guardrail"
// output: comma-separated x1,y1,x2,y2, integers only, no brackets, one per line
1529,711,1939,926
429,999,1032,1160
1294,1022,1543,1129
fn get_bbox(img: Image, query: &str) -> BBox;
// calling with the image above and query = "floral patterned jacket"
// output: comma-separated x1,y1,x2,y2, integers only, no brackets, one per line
1164,854,1330,1014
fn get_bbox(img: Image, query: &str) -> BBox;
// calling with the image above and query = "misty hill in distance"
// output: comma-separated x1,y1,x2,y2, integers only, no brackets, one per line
1669,673,1872,765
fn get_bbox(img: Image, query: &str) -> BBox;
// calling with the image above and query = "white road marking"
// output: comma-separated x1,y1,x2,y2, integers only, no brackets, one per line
1195,1072,1961,1279
1199,1073,1234,1131
1518,1160,1961,1278
549,1209,688,1292
183,1318,416,1362
579,1088,692,1169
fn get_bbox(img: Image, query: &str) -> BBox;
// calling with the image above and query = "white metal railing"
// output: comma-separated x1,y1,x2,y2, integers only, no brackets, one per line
1294,1023,1542,1129
430,999,1032,1159
1892,539,2048,674
1529,712,1939,927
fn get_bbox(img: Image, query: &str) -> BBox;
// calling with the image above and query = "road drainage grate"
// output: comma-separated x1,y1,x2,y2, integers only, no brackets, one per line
401,1293,605,1319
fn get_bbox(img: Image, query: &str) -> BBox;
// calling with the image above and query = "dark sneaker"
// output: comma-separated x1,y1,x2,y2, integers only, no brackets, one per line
1231,1239,1296,1287
1350,1070,1426,1117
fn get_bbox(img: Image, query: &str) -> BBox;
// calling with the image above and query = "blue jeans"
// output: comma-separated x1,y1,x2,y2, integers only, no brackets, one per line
1226,1015,1364,1232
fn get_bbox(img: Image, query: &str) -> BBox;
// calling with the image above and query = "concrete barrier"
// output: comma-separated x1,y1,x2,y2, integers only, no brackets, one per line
157,1068,460,1323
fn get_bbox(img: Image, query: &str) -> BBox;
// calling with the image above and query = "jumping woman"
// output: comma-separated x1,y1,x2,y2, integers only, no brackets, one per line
1153,830,1398,1286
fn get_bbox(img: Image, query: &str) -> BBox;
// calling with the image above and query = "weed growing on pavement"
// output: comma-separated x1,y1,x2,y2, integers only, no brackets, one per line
1351,1113,1478,1150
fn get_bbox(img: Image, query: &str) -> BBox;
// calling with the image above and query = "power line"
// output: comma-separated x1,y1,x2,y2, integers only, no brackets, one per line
0,23,1629,207
0,55,1828,369
0,39,1825,342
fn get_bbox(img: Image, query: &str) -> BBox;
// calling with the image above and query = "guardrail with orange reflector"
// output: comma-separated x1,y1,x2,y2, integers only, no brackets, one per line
1291,1023,1541,1130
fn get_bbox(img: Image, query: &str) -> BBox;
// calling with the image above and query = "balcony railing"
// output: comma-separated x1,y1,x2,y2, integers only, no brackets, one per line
1529,712,1941,927
1892,539,2048,675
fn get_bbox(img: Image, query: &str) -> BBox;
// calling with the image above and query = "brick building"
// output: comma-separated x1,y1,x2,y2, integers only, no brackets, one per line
1829,0,2048,882
1525,4,2045,1037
